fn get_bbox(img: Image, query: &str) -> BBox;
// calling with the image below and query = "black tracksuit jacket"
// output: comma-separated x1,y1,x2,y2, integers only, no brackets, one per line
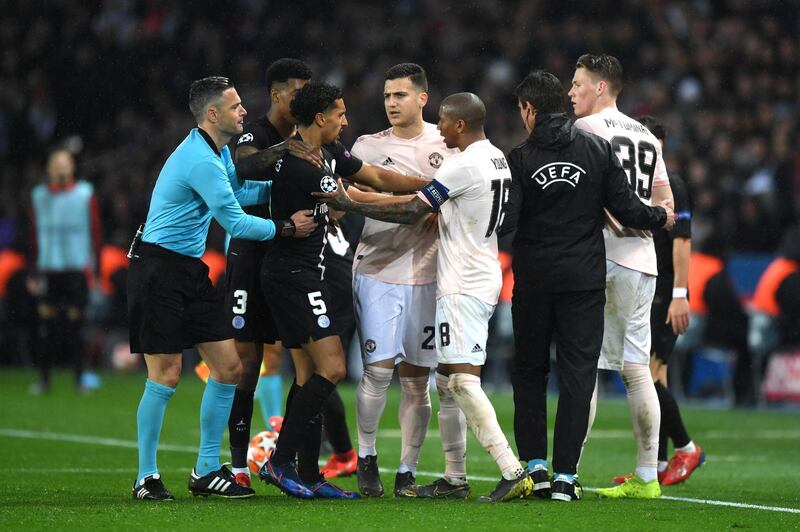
501,113,667,293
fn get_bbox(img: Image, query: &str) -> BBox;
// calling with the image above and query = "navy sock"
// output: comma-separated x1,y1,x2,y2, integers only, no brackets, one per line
228,387,255,469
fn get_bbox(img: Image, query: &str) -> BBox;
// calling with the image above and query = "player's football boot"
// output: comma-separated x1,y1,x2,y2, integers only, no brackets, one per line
356,455,384,497
306,478,361,499
612,470,667,484
393,471,415,497
661,446,705,486
477,470,533,502
401,477,471,500
194,361,210,383
596,475,661,499
259,460,314,499
551,478,583,502
132,473,174,501
526,464,551,499
321,449,357,478
188,465,255,498
234,472,252,488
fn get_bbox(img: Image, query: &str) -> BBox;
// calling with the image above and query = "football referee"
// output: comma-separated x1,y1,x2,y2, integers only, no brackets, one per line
500,70,674,502
128,76,316,501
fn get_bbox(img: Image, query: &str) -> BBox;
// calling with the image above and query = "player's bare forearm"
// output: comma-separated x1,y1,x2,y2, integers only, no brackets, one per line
353,164,430,193
348,187,414,205
348,196,433,224
234,145,284,179
672,237,691,290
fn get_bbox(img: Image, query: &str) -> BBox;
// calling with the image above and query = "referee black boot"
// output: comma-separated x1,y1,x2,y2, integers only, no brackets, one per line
189,464,255,498
132,474,174,501
551,478,583,502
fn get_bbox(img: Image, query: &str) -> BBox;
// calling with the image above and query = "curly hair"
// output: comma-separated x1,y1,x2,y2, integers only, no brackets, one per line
290,82,343,126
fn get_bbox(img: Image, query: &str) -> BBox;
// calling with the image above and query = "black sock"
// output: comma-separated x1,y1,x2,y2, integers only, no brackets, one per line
272,374,335,468
65,316,85,385
228,387,255,469
655,381,691,450
36,317,55,385
658,419,669,462
322,387,352,454
284,380,301,419
298,412,324,484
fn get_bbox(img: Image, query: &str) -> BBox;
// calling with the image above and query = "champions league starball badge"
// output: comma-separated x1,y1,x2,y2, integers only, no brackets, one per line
364,339,376,353
320,175,338,193
232,316,246,329
317,315,330,328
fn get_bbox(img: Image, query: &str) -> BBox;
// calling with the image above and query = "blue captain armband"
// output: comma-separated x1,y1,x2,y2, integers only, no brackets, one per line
419,179,450,211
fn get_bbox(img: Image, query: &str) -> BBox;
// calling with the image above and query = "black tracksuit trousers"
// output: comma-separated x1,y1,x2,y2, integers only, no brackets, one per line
510,288,605,475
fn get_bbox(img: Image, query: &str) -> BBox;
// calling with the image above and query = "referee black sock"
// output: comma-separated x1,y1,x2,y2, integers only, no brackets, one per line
322,388,353,454
654,381,691,453
271,374,336,470
228,387,255,469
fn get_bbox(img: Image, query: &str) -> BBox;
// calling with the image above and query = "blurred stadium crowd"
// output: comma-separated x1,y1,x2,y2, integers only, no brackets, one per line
1,0,798,402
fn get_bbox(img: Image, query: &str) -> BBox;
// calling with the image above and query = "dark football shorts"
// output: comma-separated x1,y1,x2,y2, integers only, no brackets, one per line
41,271,89,308
650,285,678,364
127,243,231,354
224,241,278,344
261,258,341,349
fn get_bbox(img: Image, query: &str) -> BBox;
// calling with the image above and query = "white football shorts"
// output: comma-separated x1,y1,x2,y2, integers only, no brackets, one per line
435,293,495,366
353,273,437,367
599,259,657,371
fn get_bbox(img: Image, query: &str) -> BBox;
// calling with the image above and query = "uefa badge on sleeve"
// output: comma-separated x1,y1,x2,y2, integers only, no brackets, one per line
364,339,376,353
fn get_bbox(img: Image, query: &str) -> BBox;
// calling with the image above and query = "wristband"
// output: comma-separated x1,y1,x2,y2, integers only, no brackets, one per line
672,287,687,299
276,219,296,238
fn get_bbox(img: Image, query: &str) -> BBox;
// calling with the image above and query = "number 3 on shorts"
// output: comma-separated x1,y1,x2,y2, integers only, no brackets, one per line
307,291,327,316
232,289,248,315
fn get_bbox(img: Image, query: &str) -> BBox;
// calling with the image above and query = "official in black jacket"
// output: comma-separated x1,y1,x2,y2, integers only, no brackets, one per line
500,70,675,501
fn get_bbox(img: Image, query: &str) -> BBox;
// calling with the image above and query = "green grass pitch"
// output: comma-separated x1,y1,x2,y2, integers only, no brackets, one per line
1,370,798,530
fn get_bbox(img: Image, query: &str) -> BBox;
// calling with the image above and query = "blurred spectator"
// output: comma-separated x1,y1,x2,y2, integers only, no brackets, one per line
29,149,100,394
1,1,797,259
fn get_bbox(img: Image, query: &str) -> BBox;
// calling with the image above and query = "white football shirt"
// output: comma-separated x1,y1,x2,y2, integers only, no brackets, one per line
418,139,509,305
575,107,670,276
350,123,457,285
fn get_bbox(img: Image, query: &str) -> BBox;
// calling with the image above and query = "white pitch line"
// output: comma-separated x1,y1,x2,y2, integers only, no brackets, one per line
1,428,798,514
378,429,800,440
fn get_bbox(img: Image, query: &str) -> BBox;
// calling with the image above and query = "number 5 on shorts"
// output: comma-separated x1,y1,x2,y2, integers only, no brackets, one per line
307,291,327,315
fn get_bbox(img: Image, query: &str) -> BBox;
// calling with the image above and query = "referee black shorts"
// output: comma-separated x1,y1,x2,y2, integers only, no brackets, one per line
261,258,341,349
223,240,279,344
650,285,678,364
127,243,231,354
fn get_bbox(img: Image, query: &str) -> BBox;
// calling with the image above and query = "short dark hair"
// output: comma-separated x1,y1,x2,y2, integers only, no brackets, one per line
637,115,665,141
290,82,343,126
575,54,623,97
385,63,428,92
188,76,235,122
513,70,565,114
265,58,312,90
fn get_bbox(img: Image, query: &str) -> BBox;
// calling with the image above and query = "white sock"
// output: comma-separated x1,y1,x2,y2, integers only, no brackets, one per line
658,461,668,473
448,373,522,480
356,365,394,458
676,441,696,453
232,466,249,476
622,362,661,482
576,374,599,475
398,375,431,474
435,372,467,480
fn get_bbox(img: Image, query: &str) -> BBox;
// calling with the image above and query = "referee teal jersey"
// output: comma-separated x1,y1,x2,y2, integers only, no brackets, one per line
142,128,274,258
